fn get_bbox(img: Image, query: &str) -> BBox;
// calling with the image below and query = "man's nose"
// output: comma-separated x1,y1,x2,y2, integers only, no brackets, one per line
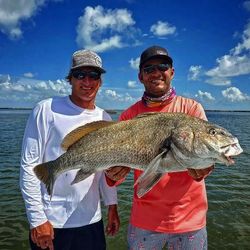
80,76,92,84
151,67,162,76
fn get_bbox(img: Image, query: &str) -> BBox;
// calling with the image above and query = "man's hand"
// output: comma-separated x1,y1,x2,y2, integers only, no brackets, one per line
31,220,54,250
105,204,120,236
187,165,214,181
105,166,130,181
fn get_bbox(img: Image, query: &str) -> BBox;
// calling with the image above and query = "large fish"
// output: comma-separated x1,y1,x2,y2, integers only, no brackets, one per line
34,112,243,198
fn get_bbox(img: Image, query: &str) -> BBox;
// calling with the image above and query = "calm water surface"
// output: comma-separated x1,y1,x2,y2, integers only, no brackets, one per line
0,109,249,250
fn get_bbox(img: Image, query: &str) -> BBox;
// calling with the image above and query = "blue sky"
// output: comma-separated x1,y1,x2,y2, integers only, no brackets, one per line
0,0,250,110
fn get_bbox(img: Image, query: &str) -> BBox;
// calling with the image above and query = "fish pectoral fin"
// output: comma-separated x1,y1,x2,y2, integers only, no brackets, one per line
134,149,167,198
137,173,164,198
61,120,117,151
71,169,93,185
134,149,167,187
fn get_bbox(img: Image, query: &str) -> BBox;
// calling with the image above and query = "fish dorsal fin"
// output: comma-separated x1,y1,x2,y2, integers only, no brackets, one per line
133,112,159,119
61,120,116,151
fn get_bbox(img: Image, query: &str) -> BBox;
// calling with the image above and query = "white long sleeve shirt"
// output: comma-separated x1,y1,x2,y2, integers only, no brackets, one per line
20,96,117,229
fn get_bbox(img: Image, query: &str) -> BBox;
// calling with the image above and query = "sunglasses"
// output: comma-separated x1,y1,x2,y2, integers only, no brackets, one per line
143,63,171,74
72,71,101,80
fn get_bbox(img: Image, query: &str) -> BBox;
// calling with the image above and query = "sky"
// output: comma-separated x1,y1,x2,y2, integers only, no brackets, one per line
0,0,250,110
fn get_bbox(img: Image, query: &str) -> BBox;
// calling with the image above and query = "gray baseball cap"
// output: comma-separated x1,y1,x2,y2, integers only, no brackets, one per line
70,49,106,73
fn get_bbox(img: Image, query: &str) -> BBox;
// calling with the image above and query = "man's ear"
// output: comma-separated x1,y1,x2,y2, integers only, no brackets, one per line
138,72,144,83
69,78,72,85
170,68,175,79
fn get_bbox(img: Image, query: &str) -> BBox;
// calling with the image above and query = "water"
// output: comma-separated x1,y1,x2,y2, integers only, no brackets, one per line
0,109,249,250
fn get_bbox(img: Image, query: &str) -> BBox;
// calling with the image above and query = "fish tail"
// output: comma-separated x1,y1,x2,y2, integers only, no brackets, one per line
33,161,57,197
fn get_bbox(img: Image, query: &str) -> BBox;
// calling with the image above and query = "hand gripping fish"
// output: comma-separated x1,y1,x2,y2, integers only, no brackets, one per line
34,112,243,198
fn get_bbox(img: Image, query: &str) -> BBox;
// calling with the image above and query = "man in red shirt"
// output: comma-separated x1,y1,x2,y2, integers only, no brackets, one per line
106,45,213,249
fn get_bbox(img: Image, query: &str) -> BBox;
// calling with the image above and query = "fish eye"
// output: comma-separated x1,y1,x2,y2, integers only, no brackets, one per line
209,128,217,136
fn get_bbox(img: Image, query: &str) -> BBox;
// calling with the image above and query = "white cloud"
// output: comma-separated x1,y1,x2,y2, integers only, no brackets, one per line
243,1,250,11
76,5,138,52
232,22,250,55
86,36,123,52
195,90,215,102
102,89,135,102
205,77,231,86
98,81,141,109
188,65,202,80
104,89,118,98
129,57,140,70
23,72,34,78
205,21,250,84
150,21,176,37
0,74,140,109
0,0,44,38
206,54,250,78
127,80,137,88
222,87,250,102
0,75,70,107
0,0,61,39
100,89,136,103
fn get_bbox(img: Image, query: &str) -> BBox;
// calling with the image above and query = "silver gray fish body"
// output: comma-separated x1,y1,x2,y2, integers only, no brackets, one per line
34,112,243,197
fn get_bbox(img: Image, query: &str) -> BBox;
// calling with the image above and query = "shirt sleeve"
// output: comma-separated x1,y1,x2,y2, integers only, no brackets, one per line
187,101,207,121
19,104,48,228
99,172,118,206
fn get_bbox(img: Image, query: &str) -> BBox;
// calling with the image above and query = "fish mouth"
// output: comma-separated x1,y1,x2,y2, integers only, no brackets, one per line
220,142,243,165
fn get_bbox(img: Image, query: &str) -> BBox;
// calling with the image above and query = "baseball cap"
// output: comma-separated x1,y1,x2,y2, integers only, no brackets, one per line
70,49,106,73
139,46,173,68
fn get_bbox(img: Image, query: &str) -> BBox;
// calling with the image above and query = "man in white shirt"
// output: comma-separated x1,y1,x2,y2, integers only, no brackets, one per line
20,49,119,250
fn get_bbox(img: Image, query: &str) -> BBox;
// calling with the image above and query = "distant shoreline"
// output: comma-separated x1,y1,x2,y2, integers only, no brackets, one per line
0,107,122,114
0,108,250,113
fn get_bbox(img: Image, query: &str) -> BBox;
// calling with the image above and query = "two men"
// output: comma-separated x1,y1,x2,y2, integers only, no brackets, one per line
20,45,213,250
20,50,120,250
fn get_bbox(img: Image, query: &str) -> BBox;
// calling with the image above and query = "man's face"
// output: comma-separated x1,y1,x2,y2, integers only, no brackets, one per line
70,66,102,109
139,58,174,97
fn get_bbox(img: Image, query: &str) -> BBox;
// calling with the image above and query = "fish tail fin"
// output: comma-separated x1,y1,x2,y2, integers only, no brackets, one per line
33,161,57,197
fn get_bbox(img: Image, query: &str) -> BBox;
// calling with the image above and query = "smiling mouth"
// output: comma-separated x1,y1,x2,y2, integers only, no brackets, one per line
151,79,163,84
80,87,92,90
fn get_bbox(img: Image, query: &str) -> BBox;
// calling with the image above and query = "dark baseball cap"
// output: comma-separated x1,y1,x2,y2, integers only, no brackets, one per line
139,45,173,68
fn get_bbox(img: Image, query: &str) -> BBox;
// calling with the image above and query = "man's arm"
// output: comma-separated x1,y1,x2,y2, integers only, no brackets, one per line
187,102,214,180
187,165,215,181
104,109,132,185
30,221,54,250
19,105,54,249
105,204,120,236
99,172,120,235
105,166,131,186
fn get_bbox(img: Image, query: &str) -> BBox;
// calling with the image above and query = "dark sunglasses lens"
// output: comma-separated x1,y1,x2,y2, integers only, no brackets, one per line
143,65,155,74
72,71,100,80
158,64,170,71
88,71,100,80
143,64,170,74
72,71,86,79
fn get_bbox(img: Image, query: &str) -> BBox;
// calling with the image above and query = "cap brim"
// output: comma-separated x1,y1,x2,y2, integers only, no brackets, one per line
140,55,173,68
71,64,106,73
